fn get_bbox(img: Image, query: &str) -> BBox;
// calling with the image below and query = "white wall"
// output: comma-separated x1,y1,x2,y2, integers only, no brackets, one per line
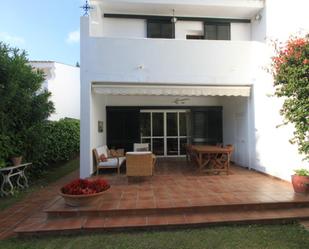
102,18,146,38
220,97,249,167
49,63,80,120
86,37,257,85
175,21,204,39
247,0,309,181
30,62,80,121
231,23,251,41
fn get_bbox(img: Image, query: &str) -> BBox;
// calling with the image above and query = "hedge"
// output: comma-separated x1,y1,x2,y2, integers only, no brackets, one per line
23,118,80,176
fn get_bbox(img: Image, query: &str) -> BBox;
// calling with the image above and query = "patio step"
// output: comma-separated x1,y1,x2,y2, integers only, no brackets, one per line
15,206,309,237
45,199,309,219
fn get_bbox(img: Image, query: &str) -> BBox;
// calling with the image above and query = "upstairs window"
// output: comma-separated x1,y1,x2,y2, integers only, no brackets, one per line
147,19,175,39
204,23,230,40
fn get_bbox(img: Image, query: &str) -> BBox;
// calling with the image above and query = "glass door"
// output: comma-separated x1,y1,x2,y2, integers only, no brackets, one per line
140,110,190,156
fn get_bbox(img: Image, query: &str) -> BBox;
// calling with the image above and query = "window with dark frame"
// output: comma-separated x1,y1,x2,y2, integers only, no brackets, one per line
204,23,231,40
147,19,175,39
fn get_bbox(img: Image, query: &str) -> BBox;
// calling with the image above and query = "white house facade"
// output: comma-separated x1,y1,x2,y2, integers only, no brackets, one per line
80,0,309,180
30,61,80,121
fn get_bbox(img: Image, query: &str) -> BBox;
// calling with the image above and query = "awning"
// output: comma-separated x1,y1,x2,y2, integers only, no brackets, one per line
92,84,251,97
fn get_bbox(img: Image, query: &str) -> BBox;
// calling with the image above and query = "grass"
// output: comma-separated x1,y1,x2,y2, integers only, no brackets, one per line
0,158,79,211
0,224,308,249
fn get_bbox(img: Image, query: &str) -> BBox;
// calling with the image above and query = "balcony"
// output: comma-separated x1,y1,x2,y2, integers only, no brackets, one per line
82,35,265,86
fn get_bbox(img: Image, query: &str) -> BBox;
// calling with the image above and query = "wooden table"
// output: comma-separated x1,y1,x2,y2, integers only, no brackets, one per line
0,163,32,196
191,145,232,174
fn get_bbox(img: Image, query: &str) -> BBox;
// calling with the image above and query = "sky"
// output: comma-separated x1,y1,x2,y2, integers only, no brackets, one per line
0,0,84,66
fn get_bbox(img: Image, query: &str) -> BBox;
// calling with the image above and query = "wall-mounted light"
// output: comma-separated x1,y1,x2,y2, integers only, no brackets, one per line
171,9,177,23
254,13,262,21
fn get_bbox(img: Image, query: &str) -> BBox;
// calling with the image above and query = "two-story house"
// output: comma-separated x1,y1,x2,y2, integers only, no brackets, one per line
80,0,309,180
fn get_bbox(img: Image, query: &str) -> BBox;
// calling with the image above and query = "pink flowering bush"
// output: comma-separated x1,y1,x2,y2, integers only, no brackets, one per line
271,35,309,160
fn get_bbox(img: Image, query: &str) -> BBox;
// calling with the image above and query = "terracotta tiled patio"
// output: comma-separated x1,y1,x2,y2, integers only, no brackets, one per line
12,159,309,236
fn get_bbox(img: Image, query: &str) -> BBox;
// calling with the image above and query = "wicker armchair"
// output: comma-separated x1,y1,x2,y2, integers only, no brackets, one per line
93,145,126,175
126,152,156,177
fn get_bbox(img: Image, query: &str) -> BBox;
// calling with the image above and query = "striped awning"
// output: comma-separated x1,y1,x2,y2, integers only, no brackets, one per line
92,83,251,97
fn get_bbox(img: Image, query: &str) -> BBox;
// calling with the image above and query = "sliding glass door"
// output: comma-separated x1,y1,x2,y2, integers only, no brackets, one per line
140,110,190,156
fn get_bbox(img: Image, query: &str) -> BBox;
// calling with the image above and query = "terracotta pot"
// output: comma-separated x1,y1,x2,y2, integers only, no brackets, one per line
291,175,309,194
59,186,110,207
11,156,22,166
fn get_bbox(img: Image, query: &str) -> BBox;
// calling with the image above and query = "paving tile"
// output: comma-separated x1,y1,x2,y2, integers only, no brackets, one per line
118,200,137,210
147,214,168,225
84,217,106,229
136,200,156,209
39,218,84,231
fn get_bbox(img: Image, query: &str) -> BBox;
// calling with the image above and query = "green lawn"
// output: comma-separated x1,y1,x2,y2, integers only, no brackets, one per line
0,158,79,211
0,224,308,249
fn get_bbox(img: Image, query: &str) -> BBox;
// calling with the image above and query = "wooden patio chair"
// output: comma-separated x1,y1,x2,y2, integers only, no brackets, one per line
213,144,234,175
185,144,194,163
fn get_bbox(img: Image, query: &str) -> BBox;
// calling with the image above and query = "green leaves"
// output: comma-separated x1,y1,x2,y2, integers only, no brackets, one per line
0,42,55,164
25,119,80,177
271,35,309,161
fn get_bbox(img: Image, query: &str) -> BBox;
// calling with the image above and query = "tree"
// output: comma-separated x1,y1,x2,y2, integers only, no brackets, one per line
0,42,54,161
271,35,309,160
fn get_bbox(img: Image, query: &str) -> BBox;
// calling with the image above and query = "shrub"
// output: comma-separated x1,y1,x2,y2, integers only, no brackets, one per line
25,118,80,176
0,42,54,164
271,35,309,161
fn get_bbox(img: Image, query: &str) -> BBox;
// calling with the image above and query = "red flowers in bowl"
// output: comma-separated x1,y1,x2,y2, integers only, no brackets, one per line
61,178,110,196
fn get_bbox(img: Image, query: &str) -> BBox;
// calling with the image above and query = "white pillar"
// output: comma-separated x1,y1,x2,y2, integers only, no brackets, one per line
80,16,93,178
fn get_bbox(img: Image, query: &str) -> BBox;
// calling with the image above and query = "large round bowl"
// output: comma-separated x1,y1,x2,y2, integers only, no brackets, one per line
59,186,110,207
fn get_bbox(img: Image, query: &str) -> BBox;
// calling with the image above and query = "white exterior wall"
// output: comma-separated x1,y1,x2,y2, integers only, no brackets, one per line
231,23,251,41
30,62,80,121
221,97,249,167
86,37,258,85
175,21,204,39
102,18,146,38
247,0,309,180
49,63,80,120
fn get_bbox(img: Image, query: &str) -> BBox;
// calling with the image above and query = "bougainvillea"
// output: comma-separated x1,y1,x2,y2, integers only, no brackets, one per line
61,179,110,195
271,35,309,160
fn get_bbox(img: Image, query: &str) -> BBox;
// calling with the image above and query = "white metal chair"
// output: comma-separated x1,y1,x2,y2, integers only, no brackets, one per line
133,143,149,152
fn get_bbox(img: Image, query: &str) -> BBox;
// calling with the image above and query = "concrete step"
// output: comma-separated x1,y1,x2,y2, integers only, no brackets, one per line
45,199,309,219
15,207,309,237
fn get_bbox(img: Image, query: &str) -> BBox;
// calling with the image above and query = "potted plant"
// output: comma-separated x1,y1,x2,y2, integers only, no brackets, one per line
271,35,309,193
59,178,110,207
291,169,309,194
9,138,24,166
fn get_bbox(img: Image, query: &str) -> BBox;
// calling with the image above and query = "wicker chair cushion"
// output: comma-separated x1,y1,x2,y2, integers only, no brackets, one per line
96,145,109,158
133,143,149,152
98,157,126,167
99,154,108,162
126,151,152,155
